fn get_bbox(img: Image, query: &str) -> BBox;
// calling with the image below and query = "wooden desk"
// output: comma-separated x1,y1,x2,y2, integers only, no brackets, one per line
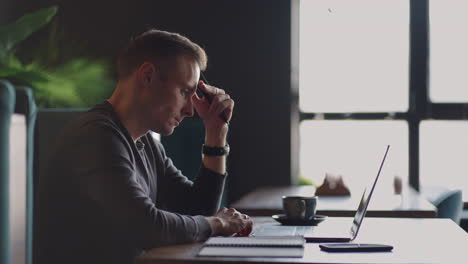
230,186,437,218
136,217,468,264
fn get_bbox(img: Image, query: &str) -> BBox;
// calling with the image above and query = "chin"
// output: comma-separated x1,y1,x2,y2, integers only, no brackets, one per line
158,126,175,136
150,121,175,136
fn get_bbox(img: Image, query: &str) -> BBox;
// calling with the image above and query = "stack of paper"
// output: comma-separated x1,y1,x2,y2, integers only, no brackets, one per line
197,236,304,258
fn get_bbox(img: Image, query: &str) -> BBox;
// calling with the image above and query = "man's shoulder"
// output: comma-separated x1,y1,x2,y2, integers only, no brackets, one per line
66,102,124,137
80,102,119,127
52,102,132,157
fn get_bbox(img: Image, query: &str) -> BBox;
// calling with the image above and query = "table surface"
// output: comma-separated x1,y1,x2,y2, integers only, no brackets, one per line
136,217,468,264
230,185,437,218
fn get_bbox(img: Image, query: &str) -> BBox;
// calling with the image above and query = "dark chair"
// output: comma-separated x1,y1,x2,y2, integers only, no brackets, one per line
33,108,85,264
421,185,463,224
0,80,16,264
161,117,205,180
14,86,37,264
33,109,84,182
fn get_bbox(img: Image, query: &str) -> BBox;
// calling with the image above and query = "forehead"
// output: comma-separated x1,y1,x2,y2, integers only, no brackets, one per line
166,55,200,86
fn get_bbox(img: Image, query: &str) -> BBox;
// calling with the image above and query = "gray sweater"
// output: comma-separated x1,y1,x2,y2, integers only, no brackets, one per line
36,101,226,264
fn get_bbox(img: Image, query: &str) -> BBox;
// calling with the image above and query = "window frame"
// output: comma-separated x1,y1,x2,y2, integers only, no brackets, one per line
294,0,468,207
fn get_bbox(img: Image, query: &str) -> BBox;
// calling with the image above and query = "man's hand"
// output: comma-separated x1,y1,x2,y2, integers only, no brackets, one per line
193,81,234,143
206,208,253,237
193,81,234,174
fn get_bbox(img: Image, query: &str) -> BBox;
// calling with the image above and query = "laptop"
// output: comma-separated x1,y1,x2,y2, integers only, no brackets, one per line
253,145,390,242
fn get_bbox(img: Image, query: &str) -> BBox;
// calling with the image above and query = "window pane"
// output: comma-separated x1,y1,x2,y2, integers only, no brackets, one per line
429,0,468,102
300,121,408,195
420,121,468,200
299,0,409,113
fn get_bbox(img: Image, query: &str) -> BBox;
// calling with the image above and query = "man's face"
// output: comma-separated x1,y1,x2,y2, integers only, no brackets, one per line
146,56,200,135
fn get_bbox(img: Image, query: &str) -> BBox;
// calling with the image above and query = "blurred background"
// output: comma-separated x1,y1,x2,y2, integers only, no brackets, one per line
2,0,468,217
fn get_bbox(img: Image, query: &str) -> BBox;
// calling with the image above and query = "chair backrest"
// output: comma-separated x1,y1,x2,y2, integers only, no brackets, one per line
33,108,85,264
434,189,463,224
14,86,37,264
0,80,16,264
160,117,205,180
421,185,463,224
160,117,228,206
33,109,84,183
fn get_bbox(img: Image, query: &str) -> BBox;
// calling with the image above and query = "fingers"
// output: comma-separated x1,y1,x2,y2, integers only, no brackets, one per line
214,87,226,95
217,207,227,214
209,94,234,119
226,208,237,216
195,82,234,123
216,208,248,222
234,215,253,237
209,94,230,111
214,208,253,237
217,207,237,217
199,81,225,96
200,82,230,109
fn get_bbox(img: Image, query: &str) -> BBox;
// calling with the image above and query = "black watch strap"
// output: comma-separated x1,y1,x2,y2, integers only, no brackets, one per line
202,144,230,156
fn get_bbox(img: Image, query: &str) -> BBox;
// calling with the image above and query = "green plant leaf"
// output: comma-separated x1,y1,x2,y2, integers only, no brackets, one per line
33,76,84,108
0,64,49,84
7,55,23,68
0,6,58,62
23,59,114,108
51,58,114,106
0,5,114,108
298,177,316,186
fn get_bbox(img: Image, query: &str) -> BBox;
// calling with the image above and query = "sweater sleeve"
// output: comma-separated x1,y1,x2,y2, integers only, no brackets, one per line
153,139,227,216
71,123,212,249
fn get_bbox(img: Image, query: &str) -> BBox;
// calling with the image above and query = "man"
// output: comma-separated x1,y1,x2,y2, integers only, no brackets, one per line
36,29,252,264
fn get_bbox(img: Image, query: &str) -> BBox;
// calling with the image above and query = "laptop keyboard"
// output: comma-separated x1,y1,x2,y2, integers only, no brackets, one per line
252,225,314,237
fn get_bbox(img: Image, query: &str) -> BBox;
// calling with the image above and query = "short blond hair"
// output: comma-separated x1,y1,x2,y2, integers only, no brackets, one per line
117,29,207,80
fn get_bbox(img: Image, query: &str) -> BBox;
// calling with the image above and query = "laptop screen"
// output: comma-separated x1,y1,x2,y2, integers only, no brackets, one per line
349,145,390,240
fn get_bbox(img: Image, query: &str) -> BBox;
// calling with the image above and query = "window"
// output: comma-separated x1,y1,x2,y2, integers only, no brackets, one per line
298,0,410,191
422,0,468,202
300,120,408,193
298,0,468,204
420,121,468,200
429,0,468,103
299,0,409,113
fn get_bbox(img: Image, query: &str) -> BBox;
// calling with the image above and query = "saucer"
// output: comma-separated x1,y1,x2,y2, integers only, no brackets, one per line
272,214,327,226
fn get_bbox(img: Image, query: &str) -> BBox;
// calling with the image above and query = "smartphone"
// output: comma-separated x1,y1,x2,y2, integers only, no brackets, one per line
196,73,229,123
319,243,393,252
195,83,212,103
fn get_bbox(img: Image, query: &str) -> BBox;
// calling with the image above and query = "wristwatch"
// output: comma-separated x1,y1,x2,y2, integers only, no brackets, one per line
202,144,230,156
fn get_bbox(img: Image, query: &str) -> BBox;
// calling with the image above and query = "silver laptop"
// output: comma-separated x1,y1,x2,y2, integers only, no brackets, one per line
253,145,390,242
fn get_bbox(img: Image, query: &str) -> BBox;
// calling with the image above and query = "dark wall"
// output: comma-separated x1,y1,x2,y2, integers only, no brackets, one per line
2,0,294,203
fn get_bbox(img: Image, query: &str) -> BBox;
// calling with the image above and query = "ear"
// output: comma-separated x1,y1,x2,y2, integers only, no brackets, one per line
136,62,156,88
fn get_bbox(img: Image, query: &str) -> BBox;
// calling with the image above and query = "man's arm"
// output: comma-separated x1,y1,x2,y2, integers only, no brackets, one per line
152,139,252,236
194,82,252,236
158,81,232,215
194,81,233,175
146,137,253,238
153,139,226,216
73,124,213,248
202,127,227,174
